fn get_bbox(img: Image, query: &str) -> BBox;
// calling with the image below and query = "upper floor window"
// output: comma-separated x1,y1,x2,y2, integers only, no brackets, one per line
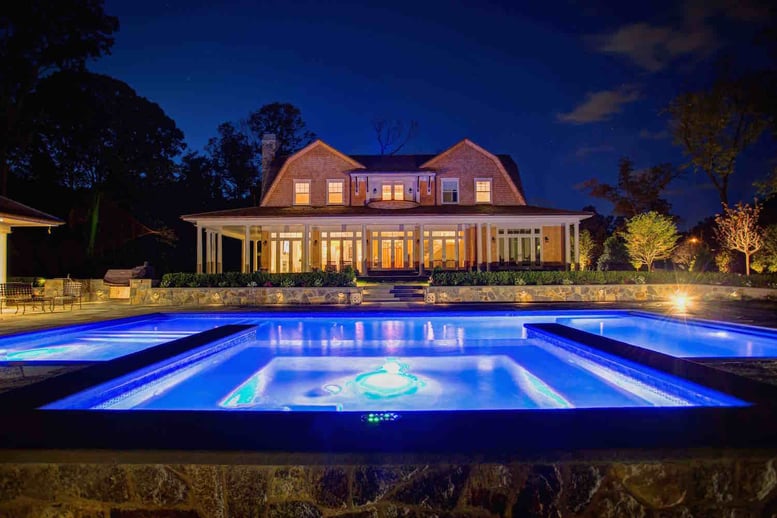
393,183,404,201
441,179,459,204
327,180,344,204
475,179,492,203
382,184,392,200
294,180,310,205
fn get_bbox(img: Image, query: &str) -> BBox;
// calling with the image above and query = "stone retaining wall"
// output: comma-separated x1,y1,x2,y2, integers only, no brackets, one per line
426,283,777,304
42,278,110,303
1,455,776,517
129,281,362,306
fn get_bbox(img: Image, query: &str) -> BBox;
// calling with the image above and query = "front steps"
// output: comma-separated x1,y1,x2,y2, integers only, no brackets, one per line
361,284,426,304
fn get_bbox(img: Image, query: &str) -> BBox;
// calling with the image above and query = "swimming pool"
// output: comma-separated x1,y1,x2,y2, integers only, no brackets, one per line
41,312,748,412
0,314,256,362
558,312,777,358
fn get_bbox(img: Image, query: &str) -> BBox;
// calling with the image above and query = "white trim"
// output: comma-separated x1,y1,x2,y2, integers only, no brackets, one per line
441,178,459,204
293,179,311,206
474,178,492,204
326,179,344,205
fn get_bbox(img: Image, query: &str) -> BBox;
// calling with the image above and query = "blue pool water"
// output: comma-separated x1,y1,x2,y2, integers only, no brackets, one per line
559,314,777,358
43,313,747,412
0,315,255,362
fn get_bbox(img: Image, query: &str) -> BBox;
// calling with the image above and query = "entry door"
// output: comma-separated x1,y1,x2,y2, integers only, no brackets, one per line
280,240,291,272
381,240,392,268
393,240,404,268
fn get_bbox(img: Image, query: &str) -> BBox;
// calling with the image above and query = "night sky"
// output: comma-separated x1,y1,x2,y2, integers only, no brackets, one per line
92,0,774,229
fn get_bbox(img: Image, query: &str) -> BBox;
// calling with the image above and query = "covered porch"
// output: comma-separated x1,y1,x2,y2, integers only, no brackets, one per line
185,215,584,275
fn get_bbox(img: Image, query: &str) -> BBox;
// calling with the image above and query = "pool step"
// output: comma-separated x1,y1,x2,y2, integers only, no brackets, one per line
362,284,426,304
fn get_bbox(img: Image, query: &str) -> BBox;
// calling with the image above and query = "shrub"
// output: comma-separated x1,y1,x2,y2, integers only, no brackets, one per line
428,270,777,288
160,269,357,288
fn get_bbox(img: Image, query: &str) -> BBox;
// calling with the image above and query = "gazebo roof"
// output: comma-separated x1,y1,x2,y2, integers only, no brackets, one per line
0,196,64,227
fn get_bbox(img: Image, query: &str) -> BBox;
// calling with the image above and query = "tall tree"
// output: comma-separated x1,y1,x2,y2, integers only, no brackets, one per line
246,102,315,156
0,0,118,195
373,118,418,155
15,70,184,256
580,158,676,217
620,211,679,272
205,122,259,202
714,201,765,276
666,79,767,206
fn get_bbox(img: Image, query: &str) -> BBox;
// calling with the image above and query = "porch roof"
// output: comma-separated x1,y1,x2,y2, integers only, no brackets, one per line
182,204,592,221
0,196,64,227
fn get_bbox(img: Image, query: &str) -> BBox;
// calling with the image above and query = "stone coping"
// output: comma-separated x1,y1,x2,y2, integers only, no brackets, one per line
426,283,777,303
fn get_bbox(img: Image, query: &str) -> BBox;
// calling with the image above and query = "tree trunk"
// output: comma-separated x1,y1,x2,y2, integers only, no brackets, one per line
87,191,102,257
745,251,750,276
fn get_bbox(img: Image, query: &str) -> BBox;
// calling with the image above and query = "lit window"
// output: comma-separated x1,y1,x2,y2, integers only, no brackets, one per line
327,180,344,204
294,180,310,205
382,184,392,200
442,179,459,204
393,183,404,201
475,179,492,203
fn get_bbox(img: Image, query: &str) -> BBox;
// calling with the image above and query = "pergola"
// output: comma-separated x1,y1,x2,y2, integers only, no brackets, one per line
0,196,64,283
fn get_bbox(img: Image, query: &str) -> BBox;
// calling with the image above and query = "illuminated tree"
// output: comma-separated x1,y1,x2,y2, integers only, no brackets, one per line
620,212,679,272
673,237,702,271
715,201,765,276
578,230,596,271
752,225,777,273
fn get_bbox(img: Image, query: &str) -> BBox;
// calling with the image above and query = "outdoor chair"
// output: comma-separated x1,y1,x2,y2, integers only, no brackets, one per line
55,280,83,310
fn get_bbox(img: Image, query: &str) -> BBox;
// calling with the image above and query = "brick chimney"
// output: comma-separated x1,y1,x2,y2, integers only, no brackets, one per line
260,133,278,202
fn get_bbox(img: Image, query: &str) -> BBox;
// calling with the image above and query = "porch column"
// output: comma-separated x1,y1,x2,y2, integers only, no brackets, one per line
485,223,491,271
462,224,468,269
196,224,203,274
205,230,212,273
361,224,367,274
303,224,310,272
419,224,425,274
217,230,223,274
476,223,482,271
573,222,580,269
0,227,8,284
564,223,571,270
243,225,250,273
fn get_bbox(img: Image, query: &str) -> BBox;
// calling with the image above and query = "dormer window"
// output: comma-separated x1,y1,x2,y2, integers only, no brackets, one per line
294,180,310,205
327,179,344,205
475,179,492,204
441,179,459,204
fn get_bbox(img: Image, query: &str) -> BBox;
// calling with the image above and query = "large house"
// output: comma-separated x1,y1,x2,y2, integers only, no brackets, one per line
182,136,590,275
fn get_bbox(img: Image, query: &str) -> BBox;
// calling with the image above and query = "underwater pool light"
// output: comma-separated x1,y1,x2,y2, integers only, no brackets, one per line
353,358,423,399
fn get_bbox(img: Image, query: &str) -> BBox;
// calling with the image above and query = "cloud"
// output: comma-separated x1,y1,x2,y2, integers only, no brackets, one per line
595,0,769,72
557,86,641,124
596,22,714,72
574,145,615,158
639,129,672,140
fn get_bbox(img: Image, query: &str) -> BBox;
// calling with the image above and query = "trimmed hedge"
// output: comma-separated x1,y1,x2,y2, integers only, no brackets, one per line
161,268,357,288
429,270,777,288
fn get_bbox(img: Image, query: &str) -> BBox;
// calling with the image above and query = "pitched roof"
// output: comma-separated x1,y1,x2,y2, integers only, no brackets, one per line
260,145,527,202
348,154,436,171
0,196,64,226
183,204,591,220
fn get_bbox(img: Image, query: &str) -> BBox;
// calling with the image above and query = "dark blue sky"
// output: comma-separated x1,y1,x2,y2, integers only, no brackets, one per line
92,0,774,229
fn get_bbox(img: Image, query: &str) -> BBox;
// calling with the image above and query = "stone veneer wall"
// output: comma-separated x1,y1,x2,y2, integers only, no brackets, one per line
129,280,362,306
43,278,109,303
426,284,777,304
1,455,776,517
